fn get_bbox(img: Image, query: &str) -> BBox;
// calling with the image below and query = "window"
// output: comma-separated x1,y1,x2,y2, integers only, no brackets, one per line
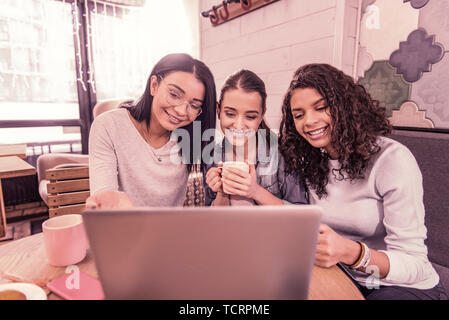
0,0,79,143
0,0,199,154
88,2,151,100
0,1,78,113
89,0,199,100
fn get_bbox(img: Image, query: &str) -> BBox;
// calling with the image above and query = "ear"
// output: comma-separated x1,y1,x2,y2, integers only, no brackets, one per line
216,102,221,117
149,75,159,97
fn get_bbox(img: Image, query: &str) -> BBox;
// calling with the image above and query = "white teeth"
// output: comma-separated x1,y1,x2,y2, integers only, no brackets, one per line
168,114,181,123
164,109,182,124
308,127,326,135
226,129,253,137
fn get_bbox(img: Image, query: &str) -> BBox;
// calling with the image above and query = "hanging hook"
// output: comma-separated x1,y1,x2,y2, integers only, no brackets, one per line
209,5,220,25
219,0,230,21
241,0,252,10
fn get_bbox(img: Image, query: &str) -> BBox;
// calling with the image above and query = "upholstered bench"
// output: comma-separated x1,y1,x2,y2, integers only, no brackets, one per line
391,129,449,295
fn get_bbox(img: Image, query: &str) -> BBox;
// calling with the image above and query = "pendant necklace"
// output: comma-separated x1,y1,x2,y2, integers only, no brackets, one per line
149,144,162,162
141,122,163,162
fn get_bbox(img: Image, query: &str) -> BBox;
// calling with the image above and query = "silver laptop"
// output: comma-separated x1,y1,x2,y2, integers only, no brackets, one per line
82,205,322,300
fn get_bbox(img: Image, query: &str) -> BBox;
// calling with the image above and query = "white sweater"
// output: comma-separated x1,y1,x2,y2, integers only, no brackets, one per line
88,108,188,207
309,137,439,289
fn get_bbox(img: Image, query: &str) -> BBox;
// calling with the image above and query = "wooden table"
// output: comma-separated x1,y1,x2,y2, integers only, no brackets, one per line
0,233,364,300
0,144,27,159
0,156,37,238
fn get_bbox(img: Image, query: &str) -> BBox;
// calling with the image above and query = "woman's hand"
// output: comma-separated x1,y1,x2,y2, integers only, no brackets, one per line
85,190,134,209
221,164,260,199
315,224,361,268
205,163,224,194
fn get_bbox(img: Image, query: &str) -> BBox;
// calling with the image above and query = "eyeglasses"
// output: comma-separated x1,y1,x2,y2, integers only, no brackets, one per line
159,76,203,118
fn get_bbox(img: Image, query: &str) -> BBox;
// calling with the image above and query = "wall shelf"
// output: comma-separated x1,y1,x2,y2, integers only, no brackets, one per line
202,0,280,27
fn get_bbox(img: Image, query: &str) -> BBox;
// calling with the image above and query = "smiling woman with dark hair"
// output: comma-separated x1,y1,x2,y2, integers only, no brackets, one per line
86,53,216,208
280,63,447,300
204,69,307,207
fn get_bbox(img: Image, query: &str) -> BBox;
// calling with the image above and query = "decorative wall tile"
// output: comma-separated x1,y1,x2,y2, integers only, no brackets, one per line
418,0,449,50
360,0,419,61
410,54,449,129
390,28,444,83
358,61,411,117
389,101,434,128
403,0,430,10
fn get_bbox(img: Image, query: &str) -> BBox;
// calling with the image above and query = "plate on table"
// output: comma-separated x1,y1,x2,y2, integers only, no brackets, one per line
0,283,47,300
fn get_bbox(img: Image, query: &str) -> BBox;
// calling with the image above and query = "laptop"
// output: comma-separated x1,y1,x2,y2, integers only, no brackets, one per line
82,205,322,300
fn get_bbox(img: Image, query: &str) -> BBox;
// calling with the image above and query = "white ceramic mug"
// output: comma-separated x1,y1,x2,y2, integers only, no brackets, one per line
42,214,87,267
222,161,250,196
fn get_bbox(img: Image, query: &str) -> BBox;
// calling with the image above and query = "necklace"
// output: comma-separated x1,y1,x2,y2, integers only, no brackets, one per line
149,144,162,162
140,122,166,162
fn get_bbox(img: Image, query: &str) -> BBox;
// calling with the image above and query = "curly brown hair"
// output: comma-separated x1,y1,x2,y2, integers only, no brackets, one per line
279,64,392,198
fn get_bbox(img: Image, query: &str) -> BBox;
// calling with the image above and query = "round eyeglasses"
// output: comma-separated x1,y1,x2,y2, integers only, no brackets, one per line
159,76,203,118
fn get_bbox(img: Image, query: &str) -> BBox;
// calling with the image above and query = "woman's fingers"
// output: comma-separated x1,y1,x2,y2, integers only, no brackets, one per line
222,170,248,186
116,192,134,208
208,176,223,192
84,190,134,209
213,180,222,192
206,167,225,193
206,167,222,181
319,224,331,233
223,167,249,179
222,177,248,193
315,244,331,256
206,171,220,182
205,169,214,181
208,175,220,185
85,196,99,209
222,184,246,196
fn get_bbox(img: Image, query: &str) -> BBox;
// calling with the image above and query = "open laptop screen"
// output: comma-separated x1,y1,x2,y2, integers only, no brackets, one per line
82,205,322,300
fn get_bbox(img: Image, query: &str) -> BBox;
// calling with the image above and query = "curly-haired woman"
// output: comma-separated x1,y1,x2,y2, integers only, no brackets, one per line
279,63,447,300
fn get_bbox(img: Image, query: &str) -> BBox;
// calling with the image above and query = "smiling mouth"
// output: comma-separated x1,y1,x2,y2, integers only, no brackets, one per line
164,109,183,124
305,126,328,139
225,129,254,137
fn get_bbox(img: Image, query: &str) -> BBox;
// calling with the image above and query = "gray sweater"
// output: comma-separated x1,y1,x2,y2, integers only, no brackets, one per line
88,108,188,207
310,137,439,289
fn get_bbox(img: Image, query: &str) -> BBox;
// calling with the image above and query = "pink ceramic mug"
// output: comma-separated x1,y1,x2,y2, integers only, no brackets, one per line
42,214,87,267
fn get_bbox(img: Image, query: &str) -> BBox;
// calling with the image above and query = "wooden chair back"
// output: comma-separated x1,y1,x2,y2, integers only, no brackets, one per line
46,166,89,217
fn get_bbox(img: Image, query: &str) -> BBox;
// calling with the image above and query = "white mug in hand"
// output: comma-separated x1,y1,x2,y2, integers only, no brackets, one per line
222,161,249,196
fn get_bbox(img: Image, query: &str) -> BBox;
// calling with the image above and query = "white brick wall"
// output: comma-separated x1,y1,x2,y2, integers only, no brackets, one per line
200,0,360,129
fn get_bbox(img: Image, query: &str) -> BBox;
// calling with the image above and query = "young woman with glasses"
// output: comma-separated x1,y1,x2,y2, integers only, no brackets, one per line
86,53,216,208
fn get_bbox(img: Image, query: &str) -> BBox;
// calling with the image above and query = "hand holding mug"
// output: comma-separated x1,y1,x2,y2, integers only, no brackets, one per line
221,162,259,198
205,163,224,194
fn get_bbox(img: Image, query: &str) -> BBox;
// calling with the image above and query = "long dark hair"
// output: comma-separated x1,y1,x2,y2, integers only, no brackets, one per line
218,69,272,149
279,63,391,198
122,53,216,173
